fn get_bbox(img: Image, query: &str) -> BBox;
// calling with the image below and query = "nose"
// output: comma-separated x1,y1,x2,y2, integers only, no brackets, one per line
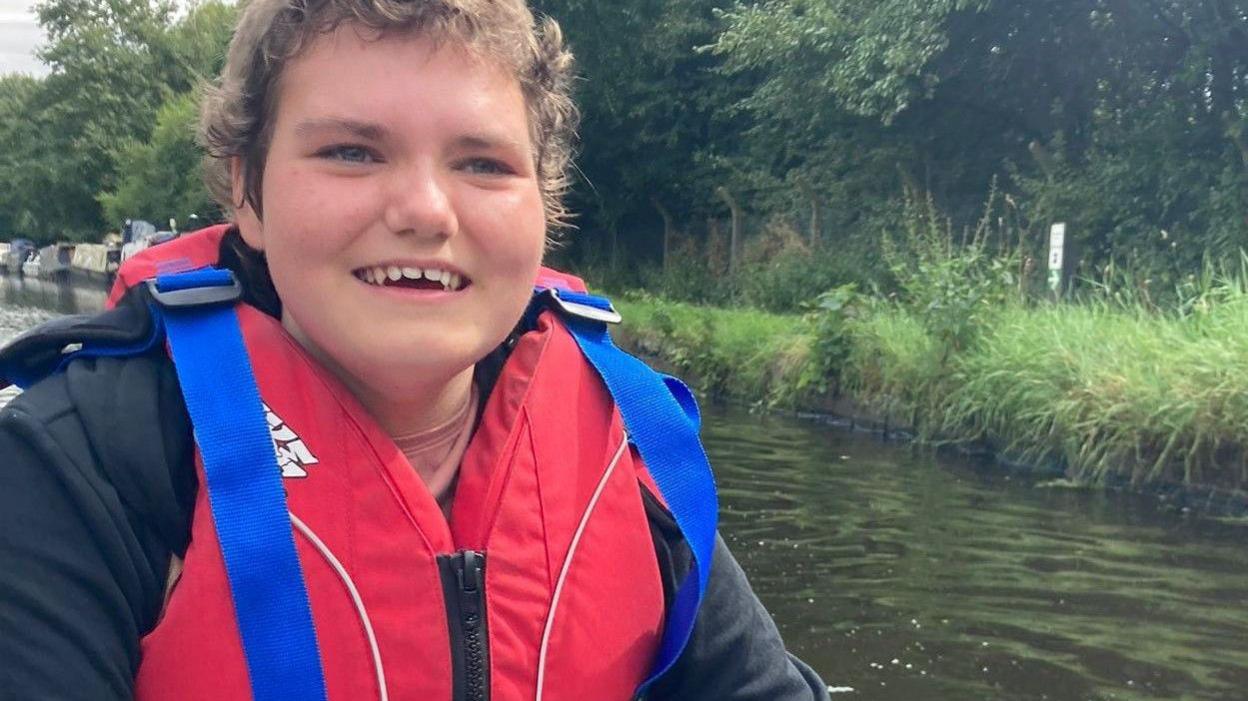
383,162,459,240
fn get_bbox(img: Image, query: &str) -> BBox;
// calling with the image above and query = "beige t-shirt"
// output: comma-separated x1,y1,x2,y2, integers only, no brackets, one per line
392,384,479,517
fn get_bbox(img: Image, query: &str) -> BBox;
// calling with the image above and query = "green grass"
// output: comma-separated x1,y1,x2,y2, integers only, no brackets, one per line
615,290,1248,493
944,300,1248,487
841,308,944,418
614,294,814,406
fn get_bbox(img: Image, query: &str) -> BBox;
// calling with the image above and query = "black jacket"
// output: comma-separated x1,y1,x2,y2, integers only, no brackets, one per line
0,234,828,700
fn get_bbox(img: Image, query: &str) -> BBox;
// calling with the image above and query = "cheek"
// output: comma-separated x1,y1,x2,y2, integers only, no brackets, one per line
261,169,369,264
475,190,547,271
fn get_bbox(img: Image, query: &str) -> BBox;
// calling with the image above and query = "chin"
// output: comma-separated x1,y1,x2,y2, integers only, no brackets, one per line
355,342,482,385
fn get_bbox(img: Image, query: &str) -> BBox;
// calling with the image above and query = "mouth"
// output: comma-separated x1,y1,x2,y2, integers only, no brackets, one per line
353,264,470,292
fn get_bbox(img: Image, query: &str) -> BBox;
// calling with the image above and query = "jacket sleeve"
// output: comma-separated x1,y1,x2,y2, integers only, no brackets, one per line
643,492,831,701
0,355,193,701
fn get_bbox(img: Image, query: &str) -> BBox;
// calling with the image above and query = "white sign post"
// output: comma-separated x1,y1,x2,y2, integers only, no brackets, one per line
1048,222,1066,295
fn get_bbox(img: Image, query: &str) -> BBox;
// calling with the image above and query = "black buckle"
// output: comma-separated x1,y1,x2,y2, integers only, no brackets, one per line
541,288,622,324
145,273,243,308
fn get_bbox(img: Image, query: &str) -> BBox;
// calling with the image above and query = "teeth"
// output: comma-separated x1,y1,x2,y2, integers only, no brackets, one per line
359,265,465,289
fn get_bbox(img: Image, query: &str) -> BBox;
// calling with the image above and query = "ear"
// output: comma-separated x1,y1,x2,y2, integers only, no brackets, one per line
231,156,264,251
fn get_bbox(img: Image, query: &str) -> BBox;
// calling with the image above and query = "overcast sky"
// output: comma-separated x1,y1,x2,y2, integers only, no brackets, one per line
0,0,46,77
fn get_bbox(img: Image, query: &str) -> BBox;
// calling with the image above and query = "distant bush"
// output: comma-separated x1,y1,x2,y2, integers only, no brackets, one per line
881,188,1023,357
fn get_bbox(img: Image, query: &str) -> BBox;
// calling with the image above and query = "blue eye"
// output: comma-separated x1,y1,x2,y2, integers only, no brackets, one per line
460,158,513,175
320,145,377,163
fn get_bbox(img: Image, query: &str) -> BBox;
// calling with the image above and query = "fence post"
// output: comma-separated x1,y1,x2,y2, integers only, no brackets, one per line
651,196,675,272
797,180,820,247
716,186,741,273
707,217,722,273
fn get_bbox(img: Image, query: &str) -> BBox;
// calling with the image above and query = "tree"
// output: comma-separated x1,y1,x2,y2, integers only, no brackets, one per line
534,0,753,268
0,75,46,237
710,0,1248,278
0,0,236,241
99,91,219,226
28,0,179,238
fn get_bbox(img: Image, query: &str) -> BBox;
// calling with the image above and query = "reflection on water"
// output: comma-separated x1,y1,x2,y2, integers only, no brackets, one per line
0,274,106,335
1,285,1246,700
708,405,1248,701
0,276,106,405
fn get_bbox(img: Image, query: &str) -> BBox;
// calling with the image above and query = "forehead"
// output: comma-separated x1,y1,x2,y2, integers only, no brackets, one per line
269,24,527,131
275,23,519,101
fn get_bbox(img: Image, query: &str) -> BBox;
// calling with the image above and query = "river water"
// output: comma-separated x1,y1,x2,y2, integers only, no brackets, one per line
2,277,1246,700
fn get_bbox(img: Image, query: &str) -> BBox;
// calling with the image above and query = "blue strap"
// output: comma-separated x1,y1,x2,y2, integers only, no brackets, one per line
154,270,328,701
157,267,234,291
51,306,167,376
545,291,719,695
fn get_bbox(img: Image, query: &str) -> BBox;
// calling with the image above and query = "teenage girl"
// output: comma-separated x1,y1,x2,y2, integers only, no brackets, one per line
0,1,829,698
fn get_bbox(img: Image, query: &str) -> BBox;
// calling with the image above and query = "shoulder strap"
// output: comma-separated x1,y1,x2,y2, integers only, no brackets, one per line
38,266,714,699
0,301,163,390
150,268,329,701
534,287,719,696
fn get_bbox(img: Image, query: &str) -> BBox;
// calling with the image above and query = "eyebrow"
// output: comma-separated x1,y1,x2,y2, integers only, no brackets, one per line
454,133,527,153
294,118,529,153
294,117,387,141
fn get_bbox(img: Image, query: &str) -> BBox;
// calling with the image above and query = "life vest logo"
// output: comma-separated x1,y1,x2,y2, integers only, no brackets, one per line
263,403,319,478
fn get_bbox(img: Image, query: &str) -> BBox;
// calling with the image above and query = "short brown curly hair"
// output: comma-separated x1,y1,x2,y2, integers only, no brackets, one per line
199,0,578,231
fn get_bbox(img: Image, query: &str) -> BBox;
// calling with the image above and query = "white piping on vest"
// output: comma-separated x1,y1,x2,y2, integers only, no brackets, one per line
534,434,631,701
289,511,390,701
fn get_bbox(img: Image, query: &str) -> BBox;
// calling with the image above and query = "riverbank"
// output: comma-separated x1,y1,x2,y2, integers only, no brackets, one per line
612,292,1248,512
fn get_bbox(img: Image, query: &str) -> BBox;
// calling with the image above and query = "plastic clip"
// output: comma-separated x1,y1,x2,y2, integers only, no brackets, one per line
146,271,243,309
542,287,622,324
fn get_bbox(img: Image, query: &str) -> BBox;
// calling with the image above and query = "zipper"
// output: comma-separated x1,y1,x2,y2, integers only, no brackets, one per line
438,550,490,701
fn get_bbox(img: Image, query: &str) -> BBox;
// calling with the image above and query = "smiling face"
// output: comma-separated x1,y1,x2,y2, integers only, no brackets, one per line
234,26,546,431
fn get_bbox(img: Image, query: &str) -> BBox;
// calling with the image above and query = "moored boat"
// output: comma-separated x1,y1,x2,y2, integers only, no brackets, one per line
69,243,118,283
3,239,35,275
20,253,40,278
37,243,75,279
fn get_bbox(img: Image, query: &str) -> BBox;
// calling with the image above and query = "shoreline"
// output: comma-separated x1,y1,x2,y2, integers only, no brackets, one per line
612,296,1248,518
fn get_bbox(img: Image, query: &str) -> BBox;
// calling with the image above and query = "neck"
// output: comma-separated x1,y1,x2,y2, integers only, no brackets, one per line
348,365,476,438
279,316,476,438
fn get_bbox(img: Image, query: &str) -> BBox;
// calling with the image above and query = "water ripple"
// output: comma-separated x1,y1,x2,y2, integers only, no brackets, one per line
706,404,1248,701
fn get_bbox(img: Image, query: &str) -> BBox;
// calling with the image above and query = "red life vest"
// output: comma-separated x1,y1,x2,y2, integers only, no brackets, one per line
117,227,667,700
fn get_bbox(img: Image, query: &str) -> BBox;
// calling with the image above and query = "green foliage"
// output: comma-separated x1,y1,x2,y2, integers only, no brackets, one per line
533,0,748,253
732,221,868,312
595,0,1248,295
6,0,1248,289
619,275,1248,491
98,91,219,225
841,305,944,420
0,0,235,241
1014,102,1248,289
800,283,859,394
614,293,816,407
637,256,733,308
622,219,871,313
712,0,990,124
27,0,181,238
163,0,237,82
941,288,1248,488
881,189,1021,354
0,75,45,237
